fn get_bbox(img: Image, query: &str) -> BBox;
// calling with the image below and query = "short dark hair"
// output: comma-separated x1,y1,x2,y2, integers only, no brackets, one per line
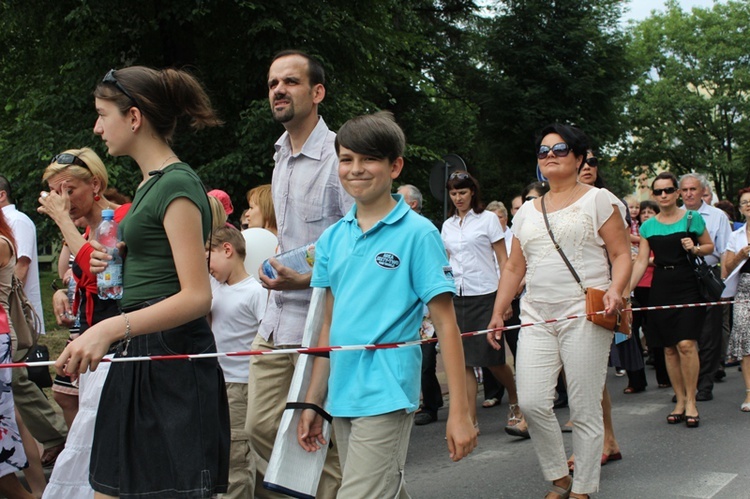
445,170,484,216
335,111,405,163
714,200,735,222
522,181,549,199
651,171,678,190
0,175,12,203
271,50,326,86
535,123,589,169
638,199,660,221
738,187,750,202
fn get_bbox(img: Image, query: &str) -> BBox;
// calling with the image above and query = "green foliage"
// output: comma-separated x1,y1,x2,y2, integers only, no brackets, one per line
620,0,750,201
470,0,635,200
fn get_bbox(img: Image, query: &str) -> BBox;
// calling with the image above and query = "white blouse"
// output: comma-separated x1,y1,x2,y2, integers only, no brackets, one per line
511,188,627,305
441,209,505,296
723,224,749,297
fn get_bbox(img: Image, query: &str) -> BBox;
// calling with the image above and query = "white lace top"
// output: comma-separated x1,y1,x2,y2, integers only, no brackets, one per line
511,188,627,304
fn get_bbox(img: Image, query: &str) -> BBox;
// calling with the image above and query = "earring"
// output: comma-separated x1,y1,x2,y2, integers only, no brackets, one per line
131,126,136,132
94,194,101,202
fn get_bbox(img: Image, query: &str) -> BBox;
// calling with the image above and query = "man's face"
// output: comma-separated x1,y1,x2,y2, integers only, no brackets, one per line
702,190,713,206
510,196,522,217
680,177,703,210
267,55,320,125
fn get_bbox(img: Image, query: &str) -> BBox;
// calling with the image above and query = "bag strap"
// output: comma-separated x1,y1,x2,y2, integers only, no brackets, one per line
541,195,586,294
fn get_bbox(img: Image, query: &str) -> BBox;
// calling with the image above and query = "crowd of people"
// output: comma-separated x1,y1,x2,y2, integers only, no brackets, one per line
0,49,745,499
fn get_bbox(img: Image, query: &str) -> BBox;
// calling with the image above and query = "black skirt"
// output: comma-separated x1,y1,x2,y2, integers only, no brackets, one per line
454,292,506,367
90,316,230,498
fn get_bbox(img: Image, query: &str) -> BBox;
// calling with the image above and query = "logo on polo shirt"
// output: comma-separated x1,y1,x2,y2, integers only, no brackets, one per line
443,266,454,279
375,252,401,269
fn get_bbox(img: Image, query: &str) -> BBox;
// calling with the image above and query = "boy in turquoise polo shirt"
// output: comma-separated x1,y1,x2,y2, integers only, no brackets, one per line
297,111,477,498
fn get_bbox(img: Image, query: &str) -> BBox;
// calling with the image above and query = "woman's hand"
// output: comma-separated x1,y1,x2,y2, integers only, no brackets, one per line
54,316,121,375
602,288,624,316
51,289,75,327
89,240,127,274
297,408,327,452
681,237,696,254
487,315,505,351
37,187,71,223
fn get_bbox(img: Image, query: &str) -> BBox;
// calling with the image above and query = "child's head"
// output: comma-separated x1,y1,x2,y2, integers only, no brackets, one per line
624,195,640,220
335,111,405,163
335,112,406,203
639,199,659,223
245,184,277,232
207,226,247,284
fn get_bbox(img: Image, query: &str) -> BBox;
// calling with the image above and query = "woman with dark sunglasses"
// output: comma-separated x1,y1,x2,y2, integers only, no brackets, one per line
441,171,527,437
37,147,131,498
53,67,229,498
631,172,713,429
488,124,631,498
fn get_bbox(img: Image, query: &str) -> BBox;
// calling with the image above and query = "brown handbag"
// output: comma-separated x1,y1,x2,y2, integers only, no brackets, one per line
540,196,631,336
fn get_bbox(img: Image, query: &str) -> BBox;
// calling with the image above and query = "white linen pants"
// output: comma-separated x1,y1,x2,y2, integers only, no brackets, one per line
516,298,612,495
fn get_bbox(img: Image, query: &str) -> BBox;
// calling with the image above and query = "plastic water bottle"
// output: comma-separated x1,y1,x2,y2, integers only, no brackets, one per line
96,209,123,300
262,243,315,279
65,275,80,327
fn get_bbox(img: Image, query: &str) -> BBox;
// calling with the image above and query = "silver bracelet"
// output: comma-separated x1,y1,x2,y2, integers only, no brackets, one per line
121,312,132,356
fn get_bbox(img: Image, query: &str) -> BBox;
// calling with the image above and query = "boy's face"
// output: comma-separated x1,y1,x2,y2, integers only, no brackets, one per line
207,244,234,284
338,146,403,205
640,207,657,222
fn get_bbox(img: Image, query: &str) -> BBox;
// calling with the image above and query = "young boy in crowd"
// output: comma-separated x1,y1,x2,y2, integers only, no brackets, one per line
297,111,477,498
207,226,267,498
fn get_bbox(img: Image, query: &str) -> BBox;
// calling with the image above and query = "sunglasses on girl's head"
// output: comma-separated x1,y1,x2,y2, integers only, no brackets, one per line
537,142,571,160
653,187,677,196
49,153,89,170
585,157,599,167
102,69,140,108
449,171,470,180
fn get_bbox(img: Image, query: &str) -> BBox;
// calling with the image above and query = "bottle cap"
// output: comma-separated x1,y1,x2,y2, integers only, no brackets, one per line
102,209,115,219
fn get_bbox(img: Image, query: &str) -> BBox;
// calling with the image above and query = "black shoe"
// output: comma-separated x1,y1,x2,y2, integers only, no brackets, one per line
553,393,568,409
696,391,713,401
714,370,726,382
414,411,437,426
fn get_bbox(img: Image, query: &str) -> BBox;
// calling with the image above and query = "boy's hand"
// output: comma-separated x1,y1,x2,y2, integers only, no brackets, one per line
297,408,327,452
258,258,312,290
445,413,478,462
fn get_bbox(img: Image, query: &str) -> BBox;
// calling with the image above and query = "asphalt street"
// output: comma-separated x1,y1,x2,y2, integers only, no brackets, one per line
406,366,750,498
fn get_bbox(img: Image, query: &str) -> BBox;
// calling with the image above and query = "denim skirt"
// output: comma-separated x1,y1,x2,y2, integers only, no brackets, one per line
89,316,230,498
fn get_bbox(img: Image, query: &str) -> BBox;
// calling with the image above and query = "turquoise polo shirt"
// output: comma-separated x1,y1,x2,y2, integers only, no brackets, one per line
312,195,456,417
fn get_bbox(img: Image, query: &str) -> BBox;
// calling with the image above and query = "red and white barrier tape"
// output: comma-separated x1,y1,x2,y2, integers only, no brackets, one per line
2,298,744,369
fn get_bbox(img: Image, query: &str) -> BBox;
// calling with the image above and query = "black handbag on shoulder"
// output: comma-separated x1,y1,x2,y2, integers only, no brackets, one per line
26,344,53,389
685,212,725,301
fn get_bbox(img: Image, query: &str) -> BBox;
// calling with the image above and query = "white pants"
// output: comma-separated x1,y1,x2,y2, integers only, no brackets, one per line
516,298,612,495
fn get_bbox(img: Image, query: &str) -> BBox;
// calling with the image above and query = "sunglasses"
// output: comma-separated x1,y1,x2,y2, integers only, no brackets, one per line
525,195,538,202
102,69,140,108
585,157,599,167
449,171,470,180
50,153,89,170
653,187,677,196
537,142,571,160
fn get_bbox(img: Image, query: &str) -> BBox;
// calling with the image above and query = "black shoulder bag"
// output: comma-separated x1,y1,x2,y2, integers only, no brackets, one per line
685,212,725,301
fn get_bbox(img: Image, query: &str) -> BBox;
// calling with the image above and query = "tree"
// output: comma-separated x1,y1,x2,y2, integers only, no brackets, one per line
0,0,483,236
466,0,634,201
620,0,750,201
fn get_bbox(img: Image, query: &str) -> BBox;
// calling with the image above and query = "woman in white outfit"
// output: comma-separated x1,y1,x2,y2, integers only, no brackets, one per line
487,124,631,499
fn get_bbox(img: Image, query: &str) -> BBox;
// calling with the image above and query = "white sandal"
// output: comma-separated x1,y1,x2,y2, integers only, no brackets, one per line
741,389,750,412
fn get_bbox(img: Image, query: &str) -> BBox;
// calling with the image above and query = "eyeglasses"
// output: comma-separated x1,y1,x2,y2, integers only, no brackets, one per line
49,153,89,170
102,69,139,108
525,195,538,202
449,171,470,180
537,142,571,160
739,201,750,207
653,187,677,196
585,157,599,167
